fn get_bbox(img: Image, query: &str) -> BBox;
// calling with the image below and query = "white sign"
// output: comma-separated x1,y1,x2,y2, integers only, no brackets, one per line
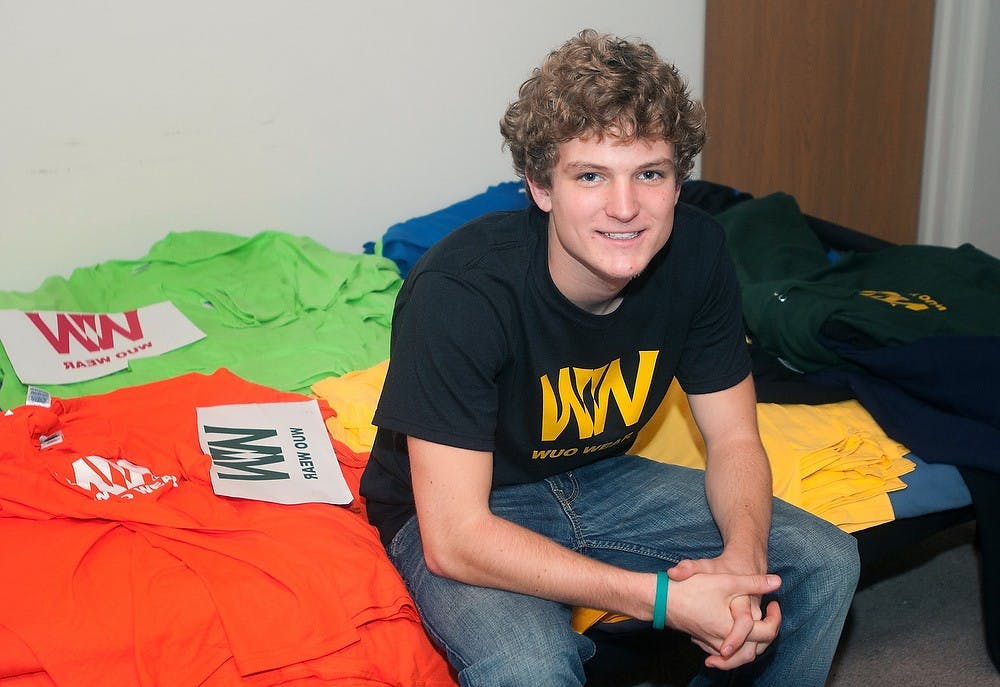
0,302,206,384
196,400,353,505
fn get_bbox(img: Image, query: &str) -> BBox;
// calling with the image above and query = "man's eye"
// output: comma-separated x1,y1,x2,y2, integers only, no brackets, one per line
639,170,663,181
579,172,601,183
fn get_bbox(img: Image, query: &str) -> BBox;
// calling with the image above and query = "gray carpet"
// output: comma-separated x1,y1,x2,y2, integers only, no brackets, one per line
827,521,999,686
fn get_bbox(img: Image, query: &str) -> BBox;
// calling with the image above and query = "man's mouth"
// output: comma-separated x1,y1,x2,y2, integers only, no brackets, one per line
601,231,640,240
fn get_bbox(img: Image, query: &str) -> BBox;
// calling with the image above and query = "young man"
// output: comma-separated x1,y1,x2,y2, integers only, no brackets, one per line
360,29,860,686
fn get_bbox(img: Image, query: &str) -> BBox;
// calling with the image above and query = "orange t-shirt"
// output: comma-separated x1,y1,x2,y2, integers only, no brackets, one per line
0,369,455,687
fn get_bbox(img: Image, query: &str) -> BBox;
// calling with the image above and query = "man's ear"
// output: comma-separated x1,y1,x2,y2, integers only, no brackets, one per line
525,176,553,212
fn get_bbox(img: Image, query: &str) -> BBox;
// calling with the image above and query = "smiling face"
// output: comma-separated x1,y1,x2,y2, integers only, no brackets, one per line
525,135,682,313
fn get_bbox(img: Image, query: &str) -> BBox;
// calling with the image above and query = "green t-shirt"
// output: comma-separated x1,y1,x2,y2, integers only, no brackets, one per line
0,230,402,409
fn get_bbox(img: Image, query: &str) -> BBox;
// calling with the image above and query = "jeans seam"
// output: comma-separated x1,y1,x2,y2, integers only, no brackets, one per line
581,538,683,566
387,514,413,560
545,473,587,551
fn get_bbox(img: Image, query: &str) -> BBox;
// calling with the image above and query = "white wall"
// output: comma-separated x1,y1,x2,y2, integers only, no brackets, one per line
918,0,1000,259
0,0,706,292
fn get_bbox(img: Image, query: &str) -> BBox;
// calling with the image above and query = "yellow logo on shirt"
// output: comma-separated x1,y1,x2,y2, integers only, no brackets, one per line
539,351,658,442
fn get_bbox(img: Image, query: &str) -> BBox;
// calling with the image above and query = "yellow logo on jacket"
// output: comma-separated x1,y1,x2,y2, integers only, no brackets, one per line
858,290,947,312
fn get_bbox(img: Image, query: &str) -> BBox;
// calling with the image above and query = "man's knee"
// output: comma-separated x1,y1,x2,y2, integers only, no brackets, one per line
773,508,861,595
809,520,861,590
452,631,592,687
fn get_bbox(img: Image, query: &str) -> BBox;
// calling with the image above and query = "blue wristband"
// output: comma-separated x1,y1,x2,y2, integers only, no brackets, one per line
652,571,668,630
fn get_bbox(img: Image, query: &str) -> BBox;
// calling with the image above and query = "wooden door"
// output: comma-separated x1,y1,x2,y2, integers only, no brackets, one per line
702,0,935,244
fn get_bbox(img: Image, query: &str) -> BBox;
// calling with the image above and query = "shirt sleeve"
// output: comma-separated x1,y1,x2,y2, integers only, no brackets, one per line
675,236,753,395
372,270,507,452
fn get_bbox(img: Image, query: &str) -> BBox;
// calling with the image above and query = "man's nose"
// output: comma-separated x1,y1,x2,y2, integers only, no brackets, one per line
605,180,640,223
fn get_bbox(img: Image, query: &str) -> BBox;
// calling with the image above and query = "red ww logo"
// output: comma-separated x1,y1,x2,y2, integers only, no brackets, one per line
26,310,145,354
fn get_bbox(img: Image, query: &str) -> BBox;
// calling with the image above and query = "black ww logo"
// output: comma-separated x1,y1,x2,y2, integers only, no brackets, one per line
204,426,290,481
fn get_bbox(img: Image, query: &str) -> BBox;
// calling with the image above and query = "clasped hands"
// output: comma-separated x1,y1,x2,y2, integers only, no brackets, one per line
665,556,782,671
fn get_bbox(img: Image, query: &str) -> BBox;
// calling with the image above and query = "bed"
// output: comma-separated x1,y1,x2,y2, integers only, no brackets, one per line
0,179,997,685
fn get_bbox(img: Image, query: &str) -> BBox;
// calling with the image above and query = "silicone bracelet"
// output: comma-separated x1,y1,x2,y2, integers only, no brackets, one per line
652,570,668,630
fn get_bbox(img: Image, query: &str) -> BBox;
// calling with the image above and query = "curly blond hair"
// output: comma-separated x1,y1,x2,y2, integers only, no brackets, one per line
500,29,706,187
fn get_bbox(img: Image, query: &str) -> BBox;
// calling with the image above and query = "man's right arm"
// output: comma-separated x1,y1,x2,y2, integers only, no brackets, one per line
407,435,781,659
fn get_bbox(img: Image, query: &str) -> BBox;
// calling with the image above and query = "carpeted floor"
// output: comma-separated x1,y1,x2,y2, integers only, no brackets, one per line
826,521,999,686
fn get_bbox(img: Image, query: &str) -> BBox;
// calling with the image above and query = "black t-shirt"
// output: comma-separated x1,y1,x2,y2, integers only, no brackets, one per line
359,204,751,546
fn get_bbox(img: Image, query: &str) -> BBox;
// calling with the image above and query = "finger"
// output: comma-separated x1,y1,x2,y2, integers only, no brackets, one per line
705,640,759,671
691,636,719,656
746,600,782,644
667,559,698,581
746,601,781,656
719,596,754,658
733,573,781,597
750,603,782,658
712,602,783,670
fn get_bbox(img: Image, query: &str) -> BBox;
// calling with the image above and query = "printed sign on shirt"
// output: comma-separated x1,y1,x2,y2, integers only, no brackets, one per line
0,302,206,384
196,400,353,505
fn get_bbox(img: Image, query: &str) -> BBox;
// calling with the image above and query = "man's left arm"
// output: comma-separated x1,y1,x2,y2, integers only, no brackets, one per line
689,373,772,572
674,373,778,668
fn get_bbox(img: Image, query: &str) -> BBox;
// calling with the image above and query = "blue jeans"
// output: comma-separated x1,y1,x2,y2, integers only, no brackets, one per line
388,456,860,686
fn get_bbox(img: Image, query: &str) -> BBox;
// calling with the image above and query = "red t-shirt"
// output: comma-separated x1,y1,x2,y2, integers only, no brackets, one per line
0,369,455,686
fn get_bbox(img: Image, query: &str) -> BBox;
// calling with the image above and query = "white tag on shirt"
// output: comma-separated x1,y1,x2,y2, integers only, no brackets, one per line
26,386,52,407
40,431,64,449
